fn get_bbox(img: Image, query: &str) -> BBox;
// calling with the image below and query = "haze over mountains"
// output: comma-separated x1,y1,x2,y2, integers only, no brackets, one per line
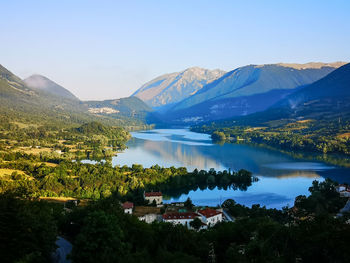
206,62,350,128
132,67,225,108
24,74,78,101
137,62,345,124
0,64,151,127
1,61,349,129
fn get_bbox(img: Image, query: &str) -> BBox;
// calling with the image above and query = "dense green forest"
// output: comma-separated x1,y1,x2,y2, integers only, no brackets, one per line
1,178,349,263
192,118,350,156
0,151,255,200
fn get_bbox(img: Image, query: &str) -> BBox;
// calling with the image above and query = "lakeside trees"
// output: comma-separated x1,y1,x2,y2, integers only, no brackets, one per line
1,178,349,262
192,119,350,156
0,151,256,202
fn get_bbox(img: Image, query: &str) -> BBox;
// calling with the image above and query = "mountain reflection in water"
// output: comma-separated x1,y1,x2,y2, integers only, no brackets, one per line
111,129,350,209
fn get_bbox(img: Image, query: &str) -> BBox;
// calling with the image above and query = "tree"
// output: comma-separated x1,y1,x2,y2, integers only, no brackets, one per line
71,210,126,263
184,197,194,210
211,131,226,142
189,217,202,231
0,193,58,263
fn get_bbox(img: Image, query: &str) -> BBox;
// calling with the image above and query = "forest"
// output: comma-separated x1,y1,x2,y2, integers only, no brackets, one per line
1,178,349,263
0,150,255,201
192,118,350,156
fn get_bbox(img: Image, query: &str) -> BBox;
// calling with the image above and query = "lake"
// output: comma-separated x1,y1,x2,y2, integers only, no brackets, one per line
107,129,350,209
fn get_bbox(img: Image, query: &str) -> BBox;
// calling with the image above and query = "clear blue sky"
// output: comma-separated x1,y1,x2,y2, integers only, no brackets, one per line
1,0,349,100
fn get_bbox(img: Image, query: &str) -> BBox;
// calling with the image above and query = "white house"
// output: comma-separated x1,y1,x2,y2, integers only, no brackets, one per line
198,208,223,226
138,213,159,223
144,191,163,205
134,206,161,224
122,202,134,214
336,184,348,193
340,190,350,198
162,212,200,228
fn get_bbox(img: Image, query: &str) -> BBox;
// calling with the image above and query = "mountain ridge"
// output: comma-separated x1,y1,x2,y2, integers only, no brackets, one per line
132,67,225,107
24,74,78,101
159,62,346,124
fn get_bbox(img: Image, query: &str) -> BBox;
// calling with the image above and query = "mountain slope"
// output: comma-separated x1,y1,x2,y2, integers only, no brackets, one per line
24,74,78,100
207,62,350,128
84,97,152,121
0,64,148,128
193,63,350,156
163,62,346,124
132,67,225,108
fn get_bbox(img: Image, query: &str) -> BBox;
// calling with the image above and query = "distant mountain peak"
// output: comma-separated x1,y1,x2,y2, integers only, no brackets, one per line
24,74,78,100
132,67,226,107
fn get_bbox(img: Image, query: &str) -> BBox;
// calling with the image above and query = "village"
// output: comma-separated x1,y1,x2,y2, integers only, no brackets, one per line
121,191,230,230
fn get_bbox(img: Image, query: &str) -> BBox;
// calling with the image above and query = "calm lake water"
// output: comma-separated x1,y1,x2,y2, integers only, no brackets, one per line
108,129,350,209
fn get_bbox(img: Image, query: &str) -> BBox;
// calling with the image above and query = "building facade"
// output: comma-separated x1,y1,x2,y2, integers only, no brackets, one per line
122,201,134,214
144,192,163,205
198,208,223,226
162,212,200,227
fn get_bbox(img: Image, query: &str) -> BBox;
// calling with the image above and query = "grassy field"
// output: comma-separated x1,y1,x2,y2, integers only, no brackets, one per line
0,168,26,177
0,168,33,180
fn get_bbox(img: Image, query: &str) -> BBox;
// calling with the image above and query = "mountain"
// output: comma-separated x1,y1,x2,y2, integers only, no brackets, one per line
162,62,346,124
132,67,225,108
0,64,149,128
24,74,78,100
210,62,350,127
275,62,350,121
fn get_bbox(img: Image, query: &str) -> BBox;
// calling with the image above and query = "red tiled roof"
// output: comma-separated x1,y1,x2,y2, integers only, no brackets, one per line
122,201,134,209
162,212,199,220
145,192,162,197
198,208,222,218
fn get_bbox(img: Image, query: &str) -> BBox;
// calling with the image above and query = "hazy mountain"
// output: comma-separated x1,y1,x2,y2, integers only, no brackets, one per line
163,62,346,124
132,67,225,108
0,64,149,127
213,63,350,127
24,74,78,100
276,62,350,120
0,65,90,125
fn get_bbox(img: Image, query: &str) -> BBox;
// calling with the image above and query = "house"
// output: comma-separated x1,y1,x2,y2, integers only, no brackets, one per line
340,190,350,198
138,213,159,223
336,184,348,193
134,206,161,224
122,201,134,214
144,191,163,205
198,208,223,226
162,212,200,228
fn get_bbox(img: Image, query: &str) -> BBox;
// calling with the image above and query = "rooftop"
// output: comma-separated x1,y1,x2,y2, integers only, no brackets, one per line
198,208,222,218
122,201,134,209
145,192,162,197
163,212,199,220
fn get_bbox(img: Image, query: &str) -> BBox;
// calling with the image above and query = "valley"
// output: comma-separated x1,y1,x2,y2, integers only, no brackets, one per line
1,61,350,263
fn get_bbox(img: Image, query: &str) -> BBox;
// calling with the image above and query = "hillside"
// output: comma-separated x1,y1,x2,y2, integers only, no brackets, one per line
193,63,350,155
24,74,78,100
84,97,152,122
0,64,148,129
163,62,345,124
236,62,350,126
132,67,225,108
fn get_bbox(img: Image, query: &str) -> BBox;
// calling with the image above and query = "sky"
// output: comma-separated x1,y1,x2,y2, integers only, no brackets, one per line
1,0,350,100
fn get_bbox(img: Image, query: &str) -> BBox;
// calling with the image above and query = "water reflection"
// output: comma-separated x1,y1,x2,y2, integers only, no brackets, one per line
111,129,350,209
